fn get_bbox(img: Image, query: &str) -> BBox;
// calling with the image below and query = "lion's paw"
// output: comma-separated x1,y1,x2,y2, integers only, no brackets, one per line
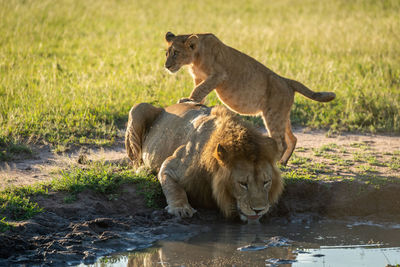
178,97,196,104
165,204,197,218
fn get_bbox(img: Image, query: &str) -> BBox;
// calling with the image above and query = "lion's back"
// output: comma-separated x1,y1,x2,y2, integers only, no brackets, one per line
141,103,212,171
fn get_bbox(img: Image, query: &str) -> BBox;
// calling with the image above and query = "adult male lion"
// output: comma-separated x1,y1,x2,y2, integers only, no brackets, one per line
125,102,283,222
164,32,336,165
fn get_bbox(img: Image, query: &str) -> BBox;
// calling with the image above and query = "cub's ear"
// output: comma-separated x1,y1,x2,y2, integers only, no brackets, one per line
185,34,199,50
214,143,228,163
165,32,175,42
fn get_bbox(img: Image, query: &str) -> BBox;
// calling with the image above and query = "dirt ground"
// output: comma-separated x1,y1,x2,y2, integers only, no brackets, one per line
1,128,399,189
0,137,128,190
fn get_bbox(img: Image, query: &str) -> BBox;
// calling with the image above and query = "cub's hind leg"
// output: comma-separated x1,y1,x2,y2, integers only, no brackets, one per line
262,106,295,165
262,111,287,161
281,119,297,165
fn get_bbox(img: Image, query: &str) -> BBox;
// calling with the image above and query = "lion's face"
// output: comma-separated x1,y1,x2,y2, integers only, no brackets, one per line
164,32,198,73
229,160,274,222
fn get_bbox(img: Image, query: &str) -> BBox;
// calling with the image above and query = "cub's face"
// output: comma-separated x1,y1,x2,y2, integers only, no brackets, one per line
230,160,274,223
164,32,198,73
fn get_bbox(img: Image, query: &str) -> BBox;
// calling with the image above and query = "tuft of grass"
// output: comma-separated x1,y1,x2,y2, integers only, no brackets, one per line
312,144,338,157
289,154,310,165
387,156,400,170
0,137,32,161
282,169,317,182
356,164,378,173
365,155,384,166
314,143,339,155
349,142,371,150
0,217,13,232
304,162,334,174
353,152,365,162
63,194,77,204
136,175,164,209
295,147,307,152
0,184,47,220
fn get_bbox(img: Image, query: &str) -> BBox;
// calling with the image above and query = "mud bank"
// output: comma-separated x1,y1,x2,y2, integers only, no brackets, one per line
1,181,400,266
269,180,400,222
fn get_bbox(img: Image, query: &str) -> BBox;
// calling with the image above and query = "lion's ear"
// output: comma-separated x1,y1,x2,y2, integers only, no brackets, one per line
165,32,175,42
185,34,199,50
214,143,228,163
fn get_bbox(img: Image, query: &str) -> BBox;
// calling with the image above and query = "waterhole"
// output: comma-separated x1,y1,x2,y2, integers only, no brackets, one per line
83,219,400,267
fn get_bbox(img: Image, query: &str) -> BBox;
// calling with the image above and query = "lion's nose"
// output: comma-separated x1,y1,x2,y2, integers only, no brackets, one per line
251,207,266,214
165,63,172,69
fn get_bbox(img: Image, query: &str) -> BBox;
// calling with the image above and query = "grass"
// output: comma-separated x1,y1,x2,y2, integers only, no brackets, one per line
387,156,400,170
0,136,32,161
0,184,46,221
0,162,163,226
313,143,339,156
0,0,399,152
51,162,163,208
0,217,14,232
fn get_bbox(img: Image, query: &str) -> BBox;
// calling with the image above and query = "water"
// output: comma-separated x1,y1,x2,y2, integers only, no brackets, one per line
85,219,400,267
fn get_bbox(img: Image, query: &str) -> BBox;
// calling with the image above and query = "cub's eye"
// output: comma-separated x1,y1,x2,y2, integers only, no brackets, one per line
264,181,271,188
173,50,179,56
239,182,248,190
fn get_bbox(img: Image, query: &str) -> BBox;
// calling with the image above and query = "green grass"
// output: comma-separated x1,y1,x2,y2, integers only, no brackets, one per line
0,136,32,161
387,156,400,170
349,142,371,150
0,162,163,222
51,162,163,208
313,143,339,156
0,217,14,232
0,0,399,150
289,154,310,165
0,185,46,221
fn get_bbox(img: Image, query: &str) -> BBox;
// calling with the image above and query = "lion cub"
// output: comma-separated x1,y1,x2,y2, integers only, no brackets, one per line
164,32,335,165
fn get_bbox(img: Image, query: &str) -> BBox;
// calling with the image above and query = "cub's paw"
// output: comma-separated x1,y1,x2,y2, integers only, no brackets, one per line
165,204,197,218
178,97,196,104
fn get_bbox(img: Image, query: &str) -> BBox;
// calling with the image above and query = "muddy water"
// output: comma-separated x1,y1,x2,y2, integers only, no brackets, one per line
84,219,400,267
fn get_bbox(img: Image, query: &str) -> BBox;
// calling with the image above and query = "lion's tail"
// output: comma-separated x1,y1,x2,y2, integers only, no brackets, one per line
125,103,163,165
285,78,336,102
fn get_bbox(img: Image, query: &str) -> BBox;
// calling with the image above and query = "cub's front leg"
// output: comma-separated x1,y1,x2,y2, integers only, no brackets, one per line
179,72,227,104
158,146,196,218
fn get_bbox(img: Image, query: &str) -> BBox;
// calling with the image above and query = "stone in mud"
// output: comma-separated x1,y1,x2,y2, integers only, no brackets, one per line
264,236,292,247
237,244,268,251
265,258,297,264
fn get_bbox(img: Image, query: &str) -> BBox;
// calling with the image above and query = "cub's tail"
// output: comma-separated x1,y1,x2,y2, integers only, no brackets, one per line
125,103,163,165
285,78,336,102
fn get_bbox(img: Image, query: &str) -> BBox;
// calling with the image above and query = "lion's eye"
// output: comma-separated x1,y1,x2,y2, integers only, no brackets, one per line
264,181,271,188
239,182,248,190
173,50,179,56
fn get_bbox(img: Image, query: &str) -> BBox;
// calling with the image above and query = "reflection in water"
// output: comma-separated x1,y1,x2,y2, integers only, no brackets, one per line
90,220,400,267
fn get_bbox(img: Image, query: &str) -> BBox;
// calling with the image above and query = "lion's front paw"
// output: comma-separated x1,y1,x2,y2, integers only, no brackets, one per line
165,204,197,218
178,97,196,104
